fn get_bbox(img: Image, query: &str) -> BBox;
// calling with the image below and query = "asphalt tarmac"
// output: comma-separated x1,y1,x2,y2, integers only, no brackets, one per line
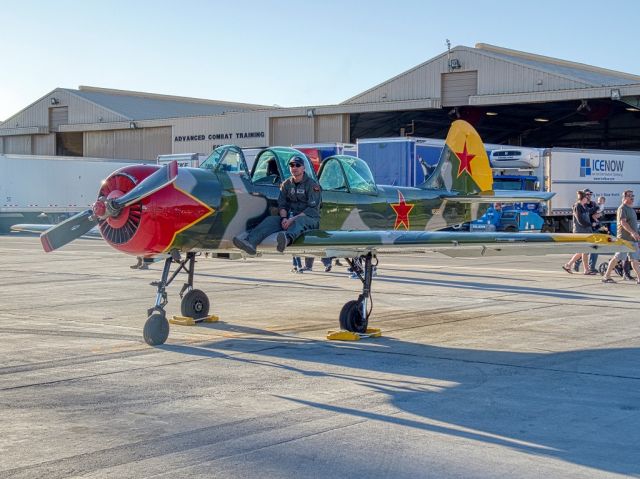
1,235,639,478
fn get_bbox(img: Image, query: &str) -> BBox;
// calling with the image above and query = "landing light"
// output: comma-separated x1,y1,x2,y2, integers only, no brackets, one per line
534,117,549,123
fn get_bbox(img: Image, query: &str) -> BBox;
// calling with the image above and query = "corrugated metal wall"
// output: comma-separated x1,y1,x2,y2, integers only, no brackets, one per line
84,131,114,158
271,117,314,145
68,94,127,124
114,130,143,158
4,136,31,154
344,48,592,105
142,127,172,160
49,107,69,131
474,56,589,95
3,90,76,130
84,127,171,160
314,114,348,143
1,89,127,132
441,71,478,106
32,134,55,155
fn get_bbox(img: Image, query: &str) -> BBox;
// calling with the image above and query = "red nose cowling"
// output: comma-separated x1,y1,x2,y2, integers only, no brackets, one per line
96,165,211,255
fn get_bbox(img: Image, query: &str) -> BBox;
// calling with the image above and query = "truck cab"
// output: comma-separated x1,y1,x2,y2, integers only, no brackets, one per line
492,174,541,213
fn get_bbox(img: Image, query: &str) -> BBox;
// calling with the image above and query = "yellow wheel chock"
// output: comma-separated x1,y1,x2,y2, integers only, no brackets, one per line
326,328,382,341
170,314,219,326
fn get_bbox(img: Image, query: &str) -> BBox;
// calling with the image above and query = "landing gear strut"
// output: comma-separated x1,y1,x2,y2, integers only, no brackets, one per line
340,253,377,333
142,251,210,346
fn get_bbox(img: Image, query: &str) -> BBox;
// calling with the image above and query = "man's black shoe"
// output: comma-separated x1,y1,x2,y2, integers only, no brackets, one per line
130,257,142,269
233,236,256,256
276,232,287,253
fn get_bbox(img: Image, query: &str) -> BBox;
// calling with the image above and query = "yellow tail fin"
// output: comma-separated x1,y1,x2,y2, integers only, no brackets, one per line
421,120,493,193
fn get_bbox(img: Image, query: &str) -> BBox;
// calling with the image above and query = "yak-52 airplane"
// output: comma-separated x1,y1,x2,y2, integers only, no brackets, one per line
38,120,629,346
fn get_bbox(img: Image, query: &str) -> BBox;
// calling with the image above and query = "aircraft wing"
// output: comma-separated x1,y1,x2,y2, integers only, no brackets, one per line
257,230,631,259
448,190,554,203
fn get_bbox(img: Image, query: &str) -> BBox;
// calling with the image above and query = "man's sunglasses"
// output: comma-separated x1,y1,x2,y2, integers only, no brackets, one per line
289,162,303,167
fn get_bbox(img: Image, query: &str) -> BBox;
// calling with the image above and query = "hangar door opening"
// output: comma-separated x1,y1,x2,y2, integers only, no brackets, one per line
56,132,83,156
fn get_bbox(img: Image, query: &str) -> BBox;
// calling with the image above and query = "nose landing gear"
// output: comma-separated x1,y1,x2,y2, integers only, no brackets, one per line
142,251,211,346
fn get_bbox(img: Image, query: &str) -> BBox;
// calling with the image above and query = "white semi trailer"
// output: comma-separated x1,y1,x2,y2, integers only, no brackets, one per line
490,147,640,232
0,154,147,232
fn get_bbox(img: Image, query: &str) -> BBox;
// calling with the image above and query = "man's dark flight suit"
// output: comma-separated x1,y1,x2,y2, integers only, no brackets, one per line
244,173,321,249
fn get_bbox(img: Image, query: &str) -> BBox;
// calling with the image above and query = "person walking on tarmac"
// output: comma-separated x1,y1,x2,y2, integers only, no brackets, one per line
602,190,640,283
233,156,321,255
562,190,594,275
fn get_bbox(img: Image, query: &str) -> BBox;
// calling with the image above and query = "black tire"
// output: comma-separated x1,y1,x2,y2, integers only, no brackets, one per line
598,262,608,276
339,300,368,333
181,289,210,319
614,263,624,277
143,312,169,346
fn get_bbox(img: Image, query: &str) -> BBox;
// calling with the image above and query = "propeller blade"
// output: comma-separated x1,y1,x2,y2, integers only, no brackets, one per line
111,160,178,209
40,209,95,252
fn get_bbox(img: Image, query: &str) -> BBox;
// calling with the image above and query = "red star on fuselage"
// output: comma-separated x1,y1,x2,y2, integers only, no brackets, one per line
455,141,475,177
391,191,415,230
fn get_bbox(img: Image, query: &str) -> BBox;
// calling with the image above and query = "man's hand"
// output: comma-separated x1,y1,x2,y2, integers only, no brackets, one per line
281,217,293,230
621,218,639,241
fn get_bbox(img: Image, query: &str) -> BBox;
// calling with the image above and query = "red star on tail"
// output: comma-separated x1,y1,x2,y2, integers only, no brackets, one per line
455,141,475,177
391,191,415,230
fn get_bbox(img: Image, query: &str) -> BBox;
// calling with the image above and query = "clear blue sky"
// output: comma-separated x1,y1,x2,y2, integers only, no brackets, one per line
1,0,639,122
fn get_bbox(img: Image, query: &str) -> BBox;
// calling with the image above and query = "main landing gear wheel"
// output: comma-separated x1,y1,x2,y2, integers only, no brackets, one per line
340,253,376,334
339,300,368,333
181,289,210,319
143,311,169,346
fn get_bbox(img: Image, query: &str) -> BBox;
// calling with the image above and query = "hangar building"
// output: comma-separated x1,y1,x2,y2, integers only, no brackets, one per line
2,43,640,161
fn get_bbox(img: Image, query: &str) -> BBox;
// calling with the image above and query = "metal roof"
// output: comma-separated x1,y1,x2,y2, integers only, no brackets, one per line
342,43,640,105
64,87,269,120
475,44,640,87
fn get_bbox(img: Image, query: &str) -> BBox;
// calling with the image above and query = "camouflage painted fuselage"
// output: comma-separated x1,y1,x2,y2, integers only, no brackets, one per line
100,163,482,255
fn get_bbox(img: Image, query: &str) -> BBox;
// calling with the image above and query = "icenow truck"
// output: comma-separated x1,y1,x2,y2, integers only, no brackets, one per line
490,147,640,232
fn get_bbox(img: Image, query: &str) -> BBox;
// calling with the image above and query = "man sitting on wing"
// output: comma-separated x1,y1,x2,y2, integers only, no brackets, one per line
233,156,321,255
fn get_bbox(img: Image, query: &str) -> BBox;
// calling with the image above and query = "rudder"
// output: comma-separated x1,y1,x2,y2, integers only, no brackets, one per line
421,120,493,194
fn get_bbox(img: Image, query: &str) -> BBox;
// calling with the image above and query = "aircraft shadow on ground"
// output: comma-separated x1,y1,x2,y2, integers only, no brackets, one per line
371,274,629,303
192,268,630,304
163,337,640,476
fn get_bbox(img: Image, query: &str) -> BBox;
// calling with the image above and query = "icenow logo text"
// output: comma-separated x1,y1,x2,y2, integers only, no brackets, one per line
580,157,624,177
